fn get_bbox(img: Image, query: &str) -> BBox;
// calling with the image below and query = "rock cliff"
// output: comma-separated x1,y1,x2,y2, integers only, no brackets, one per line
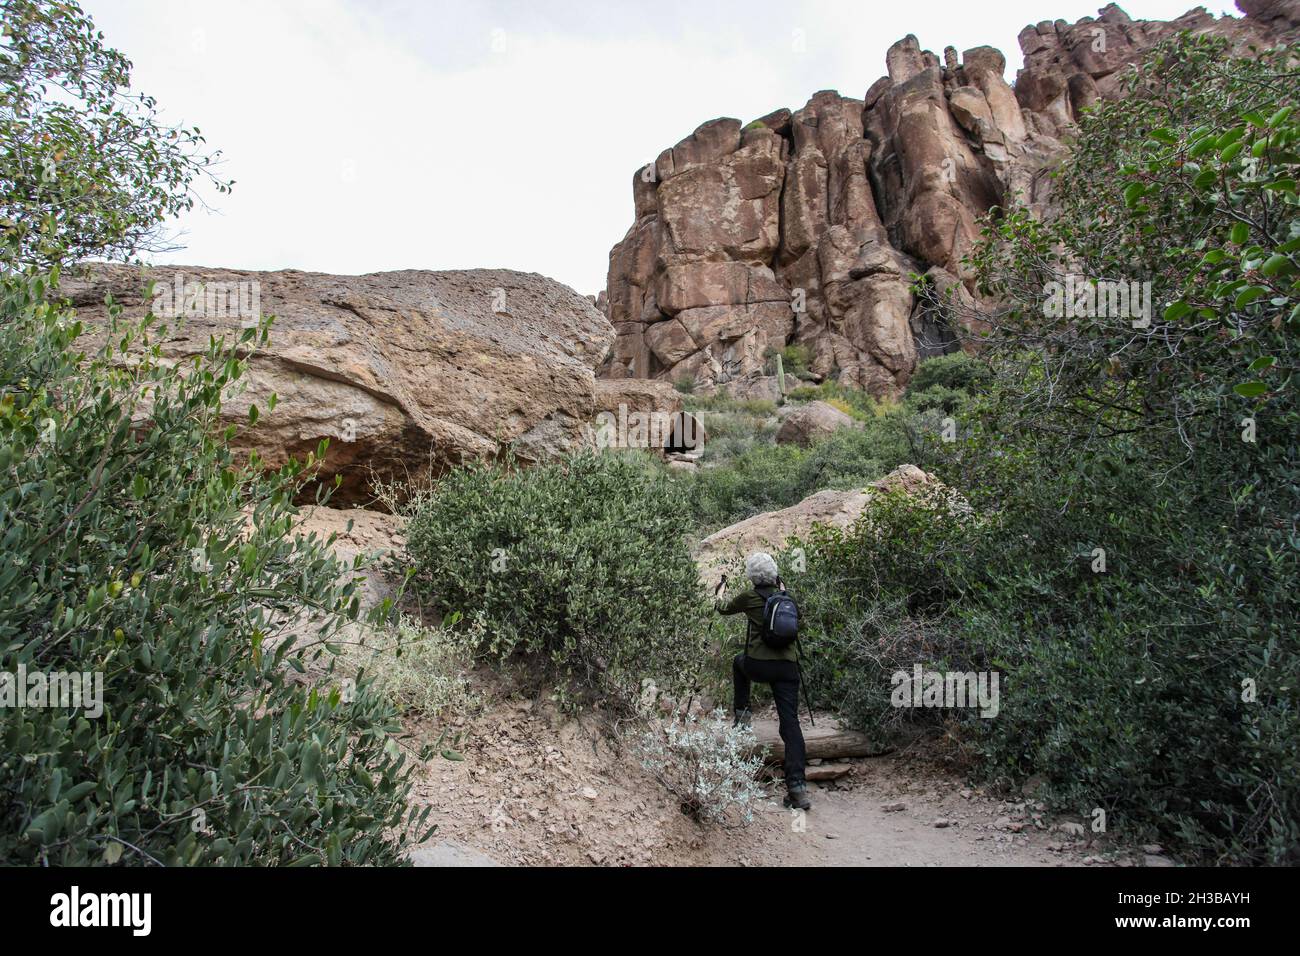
601,1,1298,397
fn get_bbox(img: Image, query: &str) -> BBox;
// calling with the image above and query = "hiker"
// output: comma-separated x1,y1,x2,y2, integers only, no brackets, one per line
715,552,810,811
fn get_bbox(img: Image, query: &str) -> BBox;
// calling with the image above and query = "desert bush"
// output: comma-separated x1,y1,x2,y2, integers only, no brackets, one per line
344,615,481,721
399,453,712,710
681,410,911,530
0,273,430,865
908,352,993,394
0,0,429,866
682,392,780,466
635,710,765,825
780,485,985,739
785,380,883,419
682,393,776,416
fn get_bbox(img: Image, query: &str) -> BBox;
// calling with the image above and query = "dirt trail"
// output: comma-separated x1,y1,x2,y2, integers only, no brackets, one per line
289,509,1149,867
407,696,1144,868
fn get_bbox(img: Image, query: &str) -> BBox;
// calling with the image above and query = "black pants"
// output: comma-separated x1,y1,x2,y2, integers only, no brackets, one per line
733,653,806,787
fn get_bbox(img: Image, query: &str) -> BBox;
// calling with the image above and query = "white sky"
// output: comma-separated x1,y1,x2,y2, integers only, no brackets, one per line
83,0,1239,295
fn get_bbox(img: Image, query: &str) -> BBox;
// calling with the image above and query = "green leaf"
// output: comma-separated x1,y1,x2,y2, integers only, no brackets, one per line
1233,286,1268,309
1233,381,1267,398
1261,254,1293,277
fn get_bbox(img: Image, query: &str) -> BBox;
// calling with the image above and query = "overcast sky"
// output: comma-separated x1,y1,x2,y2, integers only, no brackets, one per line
83,0,1238,295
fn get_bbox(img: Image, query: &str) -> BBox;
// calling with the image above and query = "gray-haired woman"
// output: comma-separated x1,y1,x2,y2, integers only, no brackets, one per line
715,552,810,811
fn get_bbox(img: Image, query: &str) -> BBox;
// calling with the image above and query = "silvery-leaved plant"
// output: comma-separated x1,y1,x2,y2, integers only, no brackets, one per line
637,710,765,826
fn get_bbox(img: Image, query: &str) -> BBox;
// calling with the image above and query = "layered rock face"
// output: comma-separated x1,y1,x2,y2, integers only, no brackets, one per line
66,265,614,504
602,2,1298,398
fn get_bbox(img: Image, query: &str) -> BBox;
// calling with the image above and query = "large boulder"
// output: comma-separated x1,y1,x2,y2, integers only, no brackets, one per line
593,377,683,419
775,400,855,446
65,264,615,504
694,465,967,588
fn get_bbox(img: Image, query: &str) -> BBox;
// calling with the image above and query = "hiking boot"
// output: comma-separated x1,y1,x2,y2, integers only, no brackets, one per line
733,708,752,728
783,782,811,811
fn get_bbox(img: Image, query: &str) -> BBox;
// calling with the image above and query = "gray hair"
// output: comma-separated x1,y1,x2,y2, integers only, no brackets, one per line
745,552,779,587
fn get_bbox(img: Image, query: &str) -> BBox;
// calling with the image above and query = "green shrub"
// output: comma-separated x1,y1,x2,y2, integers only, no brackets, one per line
904,383,970,415
780,344,812,377
782,486,984,741
344,615,481,721
681,410,911,530
785,380,881,420
681,393,780,467
907,352,993,394
683,393,776,416
0,1,428,866
0,273,430,865
399,453,711,709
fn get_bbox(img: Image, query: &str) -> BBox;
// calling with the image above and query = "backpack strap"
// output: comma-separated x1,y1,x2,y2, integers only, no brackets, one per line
747,585,776,654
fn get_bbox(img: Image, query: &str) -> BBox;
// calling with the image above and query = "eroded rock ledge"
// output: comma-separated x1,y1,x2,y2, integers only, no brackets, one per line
66,264,615,504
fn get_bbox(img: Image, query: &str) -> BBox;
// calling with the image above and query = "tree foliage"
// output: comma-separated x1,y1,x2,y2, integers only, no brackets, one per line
0,1,428,865
0,0,229,268
789,35,1299,863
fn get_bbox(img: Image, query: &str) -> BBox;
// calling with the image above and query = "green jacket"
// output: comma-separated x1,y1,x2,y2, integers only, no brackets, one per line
716,585,798,662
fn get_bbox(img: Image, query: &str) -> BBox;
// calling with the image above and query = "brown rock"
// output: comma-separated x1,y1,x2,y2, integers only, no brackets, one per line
601,2,1298,403
804,763,852,782
775,400,855,446
68,264,613,504
593,378,682,419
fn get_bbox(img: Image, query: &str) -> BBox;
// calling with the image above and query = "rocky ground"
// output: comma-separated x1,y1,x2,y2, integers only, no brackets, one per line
404,693,1172,868
294,498,1176,869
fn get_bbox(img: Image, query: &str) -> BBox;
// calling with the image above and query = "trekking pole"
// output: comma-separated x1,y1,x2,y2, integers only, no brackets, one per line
795,636,815,727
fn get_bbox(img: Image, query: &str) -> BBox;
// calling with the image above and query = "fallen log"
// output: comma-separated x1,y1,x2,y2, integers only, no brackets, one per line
751,718,886,763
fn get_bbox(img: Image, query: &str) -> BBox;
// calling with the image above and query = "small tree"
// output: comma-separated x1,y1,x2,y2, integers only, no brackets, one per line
0,0,431,865
0,0,229,269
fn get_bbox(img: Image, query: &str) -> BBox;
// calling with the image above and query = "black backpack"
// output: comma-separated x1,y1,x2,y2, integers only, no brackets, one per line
757,585,799,650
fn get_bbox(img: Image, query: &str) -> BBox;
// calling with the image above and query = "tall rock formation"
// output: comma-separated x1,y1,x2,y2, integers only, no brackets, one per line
601,2,1298,398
